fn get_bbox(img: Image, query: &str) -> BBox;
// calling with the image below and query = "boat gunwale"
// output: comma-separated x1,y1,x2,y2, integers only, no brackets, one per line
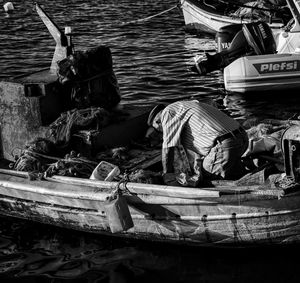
1,192,300,222
181,0,285,34
0,168,298,207
182,0,285,28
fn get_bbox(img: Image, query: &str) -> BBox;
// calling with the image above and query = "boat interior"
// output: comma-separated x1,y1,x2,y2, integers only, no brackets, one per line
187,0,291,25
0,2,299,197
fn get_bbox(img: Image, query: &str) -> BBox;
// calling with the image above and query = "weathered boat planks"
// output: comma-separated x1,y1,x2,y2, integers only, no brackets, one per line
0,169,300,246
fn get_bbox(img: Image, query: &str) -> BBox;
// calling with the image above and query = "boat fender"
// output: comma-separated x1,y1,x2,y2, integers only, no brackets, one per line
104,190,134,233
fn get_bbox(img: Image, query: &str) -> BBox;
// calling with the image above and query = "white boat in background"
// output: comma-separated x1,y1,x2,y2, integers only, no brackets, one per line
224,0,300,93
224,53,300,93
180,0,288,35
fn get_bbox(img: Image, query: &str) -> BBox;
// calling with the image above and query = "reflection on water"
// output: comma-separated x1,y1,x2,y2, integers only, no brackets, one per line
1,0,298,122
1,0,298,121
1,0,300,281
1,217,300,282
223,90,300,123
0,0,228,109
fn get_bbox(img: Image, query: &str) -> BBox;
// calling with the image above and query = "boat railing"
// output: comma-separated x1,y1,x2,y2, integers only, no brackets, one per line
286,0,300,31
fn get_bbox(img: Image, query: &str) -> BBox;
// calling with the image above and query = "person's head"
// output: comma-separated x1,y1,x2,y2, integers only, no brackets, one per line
145,104,165,138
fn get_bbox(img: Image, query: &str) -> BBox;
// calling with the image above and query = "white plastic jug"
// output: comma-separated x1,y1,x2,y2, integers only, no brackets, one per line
90,161,120,181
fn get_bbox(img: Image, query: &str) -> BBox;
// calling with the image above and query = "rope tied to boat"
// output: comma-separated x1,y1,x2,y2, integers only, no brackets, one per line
120,4,179,26
105,181,127,202
115,173,135,197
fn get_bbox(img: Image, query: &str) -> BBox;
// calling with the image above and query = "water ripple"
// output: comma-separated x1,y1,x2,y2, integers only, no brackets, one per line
0,0,299,121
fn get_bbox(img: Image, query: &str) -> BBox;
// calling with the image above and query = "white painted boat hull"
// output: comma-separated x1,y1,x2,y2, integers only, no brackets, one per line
1,170,300,247
224,53,300,93
180,0,284,34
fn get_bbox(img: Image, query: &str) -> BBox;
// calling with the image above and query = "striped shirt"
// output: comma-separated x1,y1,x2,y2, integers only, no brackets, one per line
160,100,241,156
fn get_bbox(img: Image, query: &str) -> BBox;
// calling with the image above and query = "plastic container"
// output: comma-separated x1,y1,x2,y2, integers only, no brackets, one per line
104,194,134,233
90,161,120,181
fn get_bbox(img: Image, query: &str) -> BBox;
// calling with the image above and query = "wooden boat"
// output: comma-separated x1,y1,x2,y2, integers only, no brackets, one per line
1,158,300,247
180,0,288,35
1,71,300,248
1,3,300,248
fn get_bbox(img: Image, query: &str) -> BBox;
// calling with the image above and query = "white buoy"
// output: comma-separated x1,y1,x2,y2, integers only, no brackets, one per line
64,26,72,35
3,2,14,13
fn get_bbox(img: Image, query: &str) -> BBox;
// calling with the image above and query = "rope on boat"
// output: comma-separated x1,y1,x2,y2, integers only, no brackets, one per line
48,107,110,147
11,147,97,178
120,4,179,26
44,156,96,178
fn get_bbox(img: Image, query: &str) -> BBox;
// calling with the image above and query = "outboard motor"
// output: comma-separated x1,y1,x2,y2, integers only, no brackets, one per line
216,24,243,52
242,21,277,55
192,21,277,75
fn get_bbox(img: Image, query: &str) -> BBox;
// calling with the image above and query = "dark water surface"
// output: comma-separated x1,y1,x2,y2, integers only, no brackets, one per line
1,0,300,282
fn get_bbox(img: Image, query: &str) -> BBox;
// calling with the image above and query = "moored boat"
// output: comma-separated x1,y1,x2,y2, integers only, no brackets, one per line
0,167,300,247
1,3,300,248
223,0,300,93
190,1,300,93
223,53,300,93
179,0,289,35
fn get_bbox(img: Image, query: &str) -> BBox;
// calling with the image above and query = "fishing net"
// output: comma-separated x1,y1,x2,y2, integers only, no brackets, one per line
44,152,97,178
11,142,97,178
126,169,163,184
47,107,111,147
10,138,58,173
11,107,111,176
274,175,300,193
